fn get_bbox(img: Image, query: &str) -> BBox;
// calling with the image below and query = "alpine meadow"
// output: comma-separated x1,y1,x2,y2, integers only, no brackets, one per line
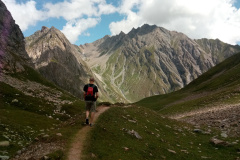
1,0,240,160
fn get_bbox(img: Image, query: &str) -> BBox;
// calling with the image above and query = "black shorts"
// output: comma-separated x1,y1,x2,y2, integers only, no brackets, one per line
85,101,96,112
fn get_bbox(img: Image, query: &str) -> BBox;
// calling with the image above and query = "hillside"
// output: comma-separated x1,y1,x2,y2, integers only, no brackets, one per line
82,106,240,160
0,68,87,159
80,24,240,103
0,1,87,159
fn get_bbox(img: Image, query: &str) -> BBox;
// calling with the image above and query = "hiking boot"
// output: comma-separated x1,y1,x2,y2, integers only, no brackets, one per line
90,123,94,127
86,118,89,125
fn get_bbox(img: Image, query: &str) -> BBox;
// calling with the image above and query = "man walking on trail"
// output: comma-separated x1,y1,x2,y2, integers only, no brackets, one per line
83,77,99,126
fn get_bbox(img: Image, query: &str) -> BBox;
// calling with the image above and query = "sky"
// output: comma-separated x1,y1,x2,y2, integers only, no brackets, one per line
3,0,240,45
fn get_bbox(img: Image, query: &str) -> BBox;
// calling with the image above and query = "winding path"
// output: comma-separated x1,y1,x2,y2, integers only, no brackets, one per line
67,106,110,160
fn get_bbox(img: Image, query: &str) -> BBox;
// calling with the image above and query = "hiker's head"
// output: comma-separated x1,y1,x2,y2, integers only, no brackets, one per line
89,77,95,83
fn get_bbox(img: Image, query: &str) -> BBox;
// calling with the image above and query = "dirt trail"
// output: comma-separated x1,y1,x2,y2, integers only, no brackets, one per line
170,103,240,119
67,105,110,160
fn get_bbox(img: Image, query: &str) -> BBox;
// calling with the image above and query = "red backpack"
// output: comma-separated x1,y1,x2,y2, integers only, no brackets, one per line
86,84,95,97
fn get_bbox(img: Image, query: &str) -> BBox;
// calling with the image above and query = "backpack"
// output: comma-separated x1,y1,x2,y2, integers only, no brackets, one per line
86,84,95,98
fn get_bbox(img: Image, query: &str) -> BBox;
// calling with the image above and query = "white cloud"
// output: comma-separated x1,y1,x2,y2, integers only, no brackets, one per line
43,0,98,21
109,0,143,34
3,0,117,43
43,0,117,43
110,0,240,44
2,0,46,31
98,2,118,15
109,12,142,35
61,18,100,43
43,0,117,19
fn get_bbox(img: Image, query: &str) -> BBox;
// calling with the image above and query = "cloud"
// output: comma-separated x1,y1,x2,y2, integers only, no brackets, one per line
110,0,240,44
61,18,100,43
98,1,118,15
43,0,98,21
109,0,143,35
3,0,117,43
2,0,46,31
109,12,142,35
43,0,117,43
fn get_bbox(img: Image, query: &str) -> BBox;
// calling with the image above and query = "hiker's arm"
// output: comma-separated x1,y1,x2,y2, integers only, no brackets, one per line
95,92,99,100
83,85,87,99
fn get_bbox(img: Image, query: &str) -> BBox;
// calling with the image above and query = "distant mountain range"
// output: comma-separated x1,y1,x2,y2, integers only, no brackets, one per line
79,24,240,102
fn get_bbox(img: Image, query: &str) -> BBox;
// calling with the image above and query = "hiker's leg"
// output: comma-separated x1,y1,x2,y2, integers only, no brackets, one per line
86,101,92,118
85,102,91,124
86,110,90,119
90,111,95,124
90,101,96,124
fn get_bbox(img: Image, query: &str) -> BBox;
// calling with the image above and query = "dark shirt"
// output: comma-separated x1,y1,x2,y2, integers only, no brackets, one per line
83,84,98,101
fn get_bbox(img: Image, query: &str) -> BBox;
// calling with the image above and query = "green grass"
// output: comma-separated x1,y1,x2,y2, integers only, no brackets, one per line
82,106,240,160
0,82,55,115
9,65,57,89
0,69,86,159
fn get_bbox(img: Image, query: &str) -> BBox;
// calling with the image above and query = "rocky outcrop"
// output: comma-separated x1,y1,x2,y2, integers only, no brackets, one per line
0,0,32,74
25,26,93,98
80,24,240,102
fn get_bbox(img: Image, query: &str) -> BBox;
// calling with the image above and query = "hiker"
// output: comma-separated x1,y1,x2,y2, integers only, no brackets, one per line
83,77,99,126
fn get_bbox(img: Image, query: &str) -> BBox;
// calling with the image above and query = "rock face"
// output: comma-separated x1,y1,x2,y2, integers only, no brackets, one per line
25,26,93,98
80,24,240,102
0,0,31,74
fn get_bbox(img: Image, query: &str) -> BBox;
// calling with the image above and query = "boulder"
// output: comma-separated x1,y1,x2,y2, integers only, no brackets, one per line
0,156,9,160
0,141,9,147
210,137,229,146
127,130,142,139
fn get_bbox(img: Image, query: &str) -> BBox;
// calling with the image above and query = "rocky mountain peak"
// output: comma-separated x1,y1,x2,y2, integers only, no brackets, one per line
127,24,157,37
0,0,31,73
119,31,126,36
25,26,94,98
141,23,157,30
41,26,49,32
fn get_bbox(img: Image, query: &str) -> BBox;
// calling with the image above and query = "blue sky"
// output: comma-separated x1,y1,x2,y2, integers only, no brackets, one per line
3,0,240,45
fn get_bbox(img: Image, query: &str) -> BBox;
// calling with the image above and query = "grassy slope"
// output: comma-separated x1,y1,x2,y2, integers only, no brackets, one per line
82,106,240,160
0,66,86,158
136,52,240,115
82,52,240,160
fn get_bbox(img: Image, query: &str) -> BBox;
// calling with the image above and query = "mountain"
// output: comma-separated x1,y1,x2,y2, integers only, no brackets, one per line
79,24,240,103
0,0,32,74
25,26,108,99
